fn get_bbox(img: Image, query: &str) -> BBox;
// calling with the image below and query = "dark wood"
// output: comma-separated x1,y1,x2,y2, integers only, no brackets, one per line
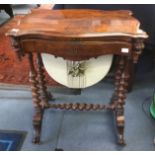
28,53,43,144
7,9,147,145
114,56,130,145
47,103,113,110
36,53,53,108
15,38,133,61
132,38,145,64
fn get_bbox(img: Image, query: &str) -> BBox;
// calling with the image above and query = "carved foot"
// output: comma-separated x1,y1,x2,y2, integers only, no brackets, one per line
117,129,126,145
32,113,43,144
115,107,126,145
32,135,40,144
116,123,126,145
32,122,41,144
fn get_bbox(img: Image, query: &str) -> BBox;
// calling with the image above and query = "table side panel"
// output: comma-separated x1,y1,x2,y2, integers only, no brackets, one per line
20,39,132,60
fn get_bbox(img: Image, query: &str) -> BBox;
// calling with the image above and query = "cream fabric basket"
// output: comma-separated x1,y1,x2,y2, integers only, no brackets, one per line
42,54,113,88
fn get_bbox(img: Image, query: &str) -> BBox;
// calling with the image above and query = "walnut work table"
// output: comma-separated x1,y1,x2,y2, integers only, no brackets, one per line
7,9,148,145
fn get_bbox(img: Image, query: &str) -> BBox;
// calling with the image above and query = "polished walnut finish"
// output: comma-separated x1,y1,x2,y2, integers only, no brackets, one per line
8,9,140,36
7,9,147,145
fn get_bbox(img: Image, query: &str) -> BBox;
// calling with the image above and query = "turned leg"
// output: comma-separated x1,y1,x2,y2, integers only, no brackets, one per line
114,56,130,145
36,53,54,108
28,53,43,144
111,56,124,107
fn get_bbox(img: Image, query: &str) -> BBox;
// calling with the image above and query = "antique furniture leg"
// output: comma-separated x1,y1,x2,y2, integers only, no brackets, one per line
28,53,43,144
36,53,54,108
113,56,130,145
112,57,123,104
111,56,124,107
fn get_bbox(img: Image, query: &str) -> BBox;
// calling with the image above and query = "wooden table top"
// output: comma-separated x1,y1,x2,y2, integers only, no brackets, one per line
7,9,147,38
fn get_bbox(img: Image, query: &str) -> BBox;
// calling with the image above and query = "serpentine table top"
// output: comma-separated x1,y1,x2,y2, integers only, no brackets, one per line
8,9,147,37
